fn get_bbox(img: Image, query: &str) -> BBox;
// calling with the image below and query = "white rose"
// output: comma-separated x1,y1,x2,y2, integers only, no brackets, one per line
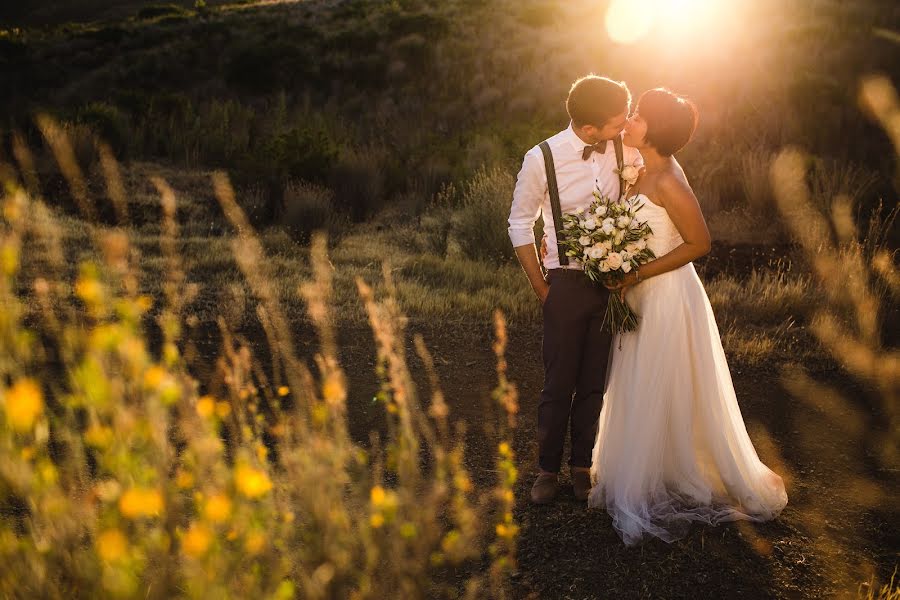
575,206,586,215
599,261,611,273
617,215,632,228
636,239,647,250
620,164,640,185
620,250,632,262
621,262,632,273
601,218,616,235
583,217,597,230
579,235,592,246
601,240,613,251
594,204,608,217
606,252,623,270
590,243,608,258
613,230,625,245
625,243,639,254
587,246,605,259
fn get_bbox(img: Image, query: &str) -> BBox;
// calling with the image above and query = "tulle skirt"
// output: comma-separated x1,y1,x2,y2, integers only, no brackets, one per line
588,263,788,545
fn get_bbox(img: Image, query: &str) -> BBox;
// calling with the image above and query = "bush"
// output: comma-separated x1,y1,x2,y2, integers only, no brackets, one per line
261,126,339,183
330,148,388,221
76,102,130,157
452,166,516,262
280,180,347,243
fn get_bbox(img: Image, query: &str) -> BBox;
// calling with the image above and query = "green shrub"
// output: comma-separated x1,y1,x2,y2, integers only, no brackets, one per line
280,180,347,243
265,126,338,182
452,166,515,262
76,102,130,157
330,148,388,221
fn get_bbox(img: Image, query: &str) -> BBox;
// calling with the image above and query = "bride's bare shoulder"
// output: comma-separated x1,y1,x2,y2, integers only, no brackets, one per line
656,169,697,205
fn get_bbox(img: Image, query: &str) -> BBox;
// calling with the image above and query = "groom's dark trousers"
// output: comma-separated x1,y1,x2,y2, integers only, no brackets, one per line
538,268,613,473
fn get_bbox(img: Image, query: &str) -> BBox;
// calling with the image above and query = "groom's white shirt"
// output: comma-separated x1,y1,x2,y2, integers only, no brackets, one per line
508,124,643,270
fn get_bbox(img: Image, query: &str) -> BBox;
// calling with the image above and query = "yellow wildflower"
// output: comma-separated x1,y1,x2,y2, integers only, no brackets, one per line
235,464,272,499
75,276,103,305
454,473,473,493
136,295,153,312
37,460,58,485
498,442,512,457
182,523,212,558
312,403,328,426
196,395,215,418
84,424,114,448
4,378,43,432
277,386,290,397
175,470,194,489
369,513,385,528
244,531,265,554
97,529,128,563
203,494,232,523
119,487,164,518
215,401,231,418
143,366,166,390
495,523,519,539
370,486,386,506
322,374,344,403
2,198,21,222
0,242,17,277
400,522,417,539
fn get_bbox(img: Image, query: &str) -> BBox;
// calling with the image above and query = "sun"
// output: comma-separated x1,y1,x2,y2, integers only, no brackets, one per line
605,0,728,45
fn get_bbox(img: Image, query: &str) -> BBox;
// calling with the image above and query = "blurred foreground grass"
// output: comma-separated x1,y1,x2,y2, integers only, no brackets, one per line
0,159,520,597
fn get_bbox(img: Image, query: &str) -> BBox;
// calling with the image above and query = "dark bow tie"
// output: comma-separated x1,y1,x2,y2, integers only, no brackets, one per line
582,141,609,161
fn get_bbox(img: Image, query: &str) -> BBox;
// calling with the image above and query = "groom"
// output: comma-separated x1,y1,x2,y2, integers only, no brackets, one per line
508,75,641,504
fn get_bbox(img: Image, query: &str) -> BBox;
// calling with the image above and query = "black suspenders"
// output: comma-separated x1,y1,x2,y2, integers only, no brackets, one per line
538,141,568,266
537,136,625,267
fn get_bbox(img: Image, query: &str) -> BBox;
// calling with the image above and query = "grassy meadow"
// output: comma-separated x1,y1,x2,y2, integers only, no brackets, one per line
0,0,898,598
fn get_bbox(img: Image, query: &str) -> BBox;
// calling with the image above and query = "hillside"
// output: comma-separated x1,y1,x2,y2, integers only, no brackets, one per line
0,0,898,233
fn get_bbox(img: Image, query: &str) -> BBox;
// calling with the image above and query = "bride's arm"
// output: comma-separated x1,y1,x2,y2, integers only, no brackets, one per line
613,173,711,288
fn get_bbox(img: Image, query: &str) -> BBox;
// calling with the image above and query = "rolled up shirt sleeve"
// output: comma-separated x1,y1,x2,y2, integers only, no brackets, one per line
508,149,545,248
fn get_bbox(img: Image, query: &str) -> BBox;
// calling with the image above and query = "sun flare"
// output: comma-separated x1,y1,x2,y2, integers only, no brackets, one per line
605,0,730,45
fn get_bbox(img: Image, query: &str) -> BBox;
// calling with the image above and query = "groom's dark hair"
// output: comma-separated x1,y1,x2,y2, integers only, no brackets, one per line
566,75,631,128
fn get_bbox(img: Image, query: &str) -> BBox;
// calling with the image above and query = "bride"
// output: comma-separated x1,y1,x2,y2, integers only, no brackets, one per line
589,88,788,545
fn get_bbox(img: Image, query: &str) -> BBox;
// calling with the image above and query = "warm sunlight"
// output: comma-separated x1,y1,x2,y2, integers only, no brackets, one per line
606,0,733,45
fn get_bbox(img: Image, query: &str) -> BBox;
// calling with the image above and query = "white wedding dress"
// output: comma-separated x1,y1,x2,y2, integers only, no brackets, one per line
588,194,788,545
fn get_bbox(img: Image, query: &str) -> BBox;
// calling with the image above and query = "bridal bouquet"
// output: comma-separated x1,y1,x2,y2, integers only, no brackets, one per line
558,190,655,334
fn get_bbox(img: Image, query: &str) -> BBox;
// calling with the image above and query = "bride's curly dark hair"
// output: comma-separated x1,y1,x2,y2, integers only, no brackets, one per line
637,88,698,157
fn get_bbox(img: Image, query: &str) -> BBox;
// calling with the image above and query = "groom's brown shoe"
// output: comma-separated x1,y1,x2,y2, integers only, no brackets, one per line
530,472,559,504
572,468,592,501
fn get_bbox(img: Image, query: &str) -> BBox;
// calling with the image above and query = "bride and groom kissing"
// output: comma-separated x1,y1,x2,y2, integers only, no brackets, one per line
508,75,788,545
